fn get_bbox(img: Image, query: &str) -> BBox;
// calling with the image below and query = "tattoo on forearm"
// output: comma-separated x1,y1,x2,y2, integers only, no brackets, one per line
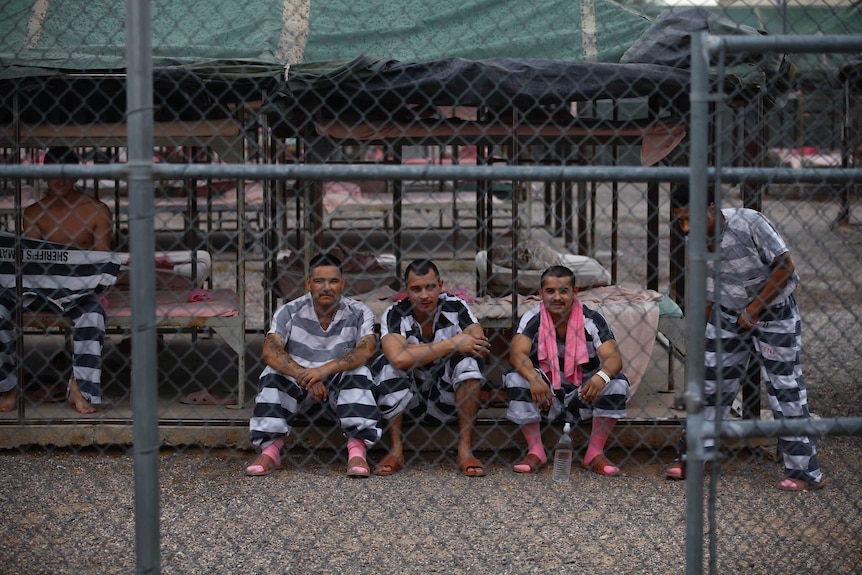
340,350,357,367
338,336,374,369
266,336,294,372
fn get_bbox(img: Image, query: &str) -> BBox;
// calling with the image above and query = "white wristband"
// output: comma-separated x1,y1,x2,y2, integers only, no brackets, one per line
595,370,611,384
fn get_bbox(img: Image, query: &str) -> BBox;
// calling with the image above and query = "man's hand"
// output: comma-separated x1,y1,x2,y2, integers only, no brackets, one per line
296,366,327,390
452,331,491,359
738,307,759,330
579,375,606,404
307,380,327,403
530,373,554,412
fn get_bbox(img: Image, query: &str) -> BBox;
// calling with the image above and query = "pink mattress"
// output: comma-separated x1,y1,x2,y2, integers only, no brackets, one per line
22,289,239,321
102,289,239,318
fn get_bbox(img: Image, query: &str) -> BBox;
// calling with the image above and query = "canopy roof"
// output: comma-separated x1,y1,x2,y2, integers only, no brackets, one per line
280,55,696,117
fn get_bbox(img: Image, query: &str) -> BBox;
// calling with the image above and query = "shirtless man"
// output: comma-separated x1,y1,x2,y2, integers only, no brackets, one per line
0,147,113,413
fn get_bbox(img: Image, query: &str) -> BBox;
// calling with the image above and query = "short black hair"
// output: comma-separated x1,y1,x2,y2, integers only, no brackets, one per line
43,147,80,165
671,183,715,210
404,259,440,283
308,253,343,274
540,265,576,288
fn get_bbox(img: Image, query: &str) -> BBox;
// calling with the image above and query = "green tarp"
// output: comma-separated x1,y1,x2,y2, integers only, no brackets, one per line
1,1,856,82
1,0,652,80
301,0,651,63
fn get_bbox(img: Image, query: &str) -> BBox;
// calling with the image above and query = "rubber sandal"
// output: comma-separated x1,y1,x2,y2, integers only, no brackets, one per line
457,455,486,477
666,459,686,481
581,453,621,477
373,454,404,476
179,389,238,406
777,476,829,492
512,453,547,474
245,453,283,477
347,456,370,478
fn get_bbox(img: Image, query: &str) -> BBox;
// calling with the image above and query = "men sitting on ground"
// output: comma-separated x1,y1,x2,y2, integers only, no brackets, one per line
373,259,491,477
505,265,630,476
245,253,381,478
0,146,113,414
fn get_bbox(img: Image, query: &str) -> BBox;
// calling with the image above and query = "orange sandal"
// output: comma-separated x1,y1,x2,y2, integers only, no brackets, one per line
244,453,283,477
512,453,547,474
347,456,370,478
581,453,621,477
373,454,405,476
777,476,829,491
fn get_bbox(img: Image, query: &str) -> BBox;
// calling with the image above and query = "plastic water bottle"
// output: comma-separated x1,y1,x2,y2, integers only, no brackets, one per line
552,422,574,483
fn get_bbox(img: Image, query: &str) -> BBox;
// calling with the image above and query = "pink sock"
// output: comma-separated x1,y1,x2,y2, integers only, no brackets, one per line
512,422,547,472
347,437,366,461
262,437,284,464
585,416,616,466
246,437,284,473
522,422,546,459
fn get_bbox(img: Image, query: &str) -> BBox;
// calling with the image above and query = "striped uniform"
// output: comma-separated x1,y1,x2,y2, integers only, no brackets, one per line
504,303,630,425
703,208,821,483
0,293,106,403
373,293,485,424
249,293,381,448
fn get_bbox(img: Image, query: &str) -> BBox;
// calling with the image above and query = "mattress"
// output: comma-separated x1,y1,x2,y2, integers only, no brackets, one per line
475,248,611,296
272,248,397,301
114,250,212,290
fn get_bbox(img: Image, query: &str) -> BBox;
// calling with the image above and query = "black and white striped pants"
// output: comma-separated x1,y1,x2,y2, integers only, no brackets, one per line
372,354,485,425
249,366,381,448
705,296,822,483
504,368,629,425
0,294,105,403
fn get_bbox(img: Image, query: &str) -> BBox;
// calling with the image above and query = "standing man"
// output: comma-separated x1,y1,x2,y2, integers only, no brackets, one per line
506,265,629,476
246,253,381,477
0,146,113,414
373,259,490,477
667,184,827,491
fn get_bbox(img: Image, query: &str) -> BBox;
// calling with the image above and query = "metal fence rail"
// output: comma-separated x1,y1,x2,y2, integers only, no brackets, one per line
0,2,860,574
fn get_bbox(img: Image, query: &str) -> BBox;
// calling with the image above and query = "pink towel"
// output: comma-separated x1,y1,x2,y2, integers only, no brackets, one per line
188,288,214,303
537,301,588,389
447,287,477,303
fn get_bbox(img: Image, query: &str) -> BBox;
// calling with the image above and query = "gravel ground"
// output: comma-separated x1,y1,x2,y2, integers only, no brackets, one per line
1,191,861,574
0,439,859,575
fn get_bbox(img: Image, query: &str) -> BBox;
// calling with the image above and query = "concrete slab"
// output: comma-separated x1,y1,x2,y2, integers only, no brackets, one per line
0,329,687,451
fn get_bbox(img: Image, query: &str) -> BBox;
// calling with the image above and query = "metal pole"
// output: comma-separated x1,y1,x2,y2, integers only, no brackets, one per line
685,30,711,575
126,1,159,573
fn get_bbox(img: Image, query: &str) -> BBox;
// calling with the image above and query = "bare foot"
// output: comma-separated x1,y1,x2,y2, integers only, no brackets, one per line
67,380,97,414
0,388,18,412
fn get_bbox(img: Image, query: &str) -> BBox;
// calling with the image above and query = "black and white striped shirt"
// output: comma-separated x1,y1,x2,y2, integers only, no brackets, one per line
381,293,479,352
707,208,798,312
262,293,375,375
518,303,616,383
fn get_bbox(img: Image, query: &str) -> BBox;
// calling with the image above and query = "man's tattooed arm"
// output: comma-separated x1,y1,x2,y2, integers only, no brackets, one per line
334,334,378,372
261,333,301,378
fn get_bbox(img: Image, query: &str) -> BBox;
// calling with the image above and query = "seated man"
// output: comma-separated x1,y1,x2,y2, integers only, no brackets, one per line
373,259,490,477
0,146,113,414
505,265,630,476
246,253,381,477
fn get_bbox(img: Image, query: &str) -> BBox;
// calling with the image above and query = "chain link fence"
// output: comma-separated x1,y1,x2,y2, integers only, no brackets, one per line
0,1,860,574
